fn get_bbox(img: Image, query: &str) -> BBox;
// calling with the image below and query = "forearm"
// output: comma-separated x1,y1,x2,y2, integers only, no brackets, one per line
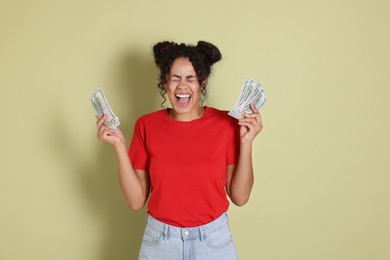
114,143,148,211
230,142,254,206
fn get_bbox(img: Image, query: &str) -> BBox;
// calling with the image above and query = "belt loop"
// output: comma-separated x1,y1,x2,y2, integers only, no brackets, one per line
163,224,169,241
199,227,205,241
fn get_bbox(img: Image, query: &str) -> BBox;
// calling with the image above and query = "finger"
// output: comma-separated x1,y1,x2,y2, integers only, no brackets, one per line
96,114,106,125
250,104,259,113
238,121,256,130
244,113,259,119
98,128,116,141
98,128,108,141
97,114,108,129
97,113,104,121
239,117,258,125
239,123,259,137
98,124,115,138
239,120,262,132
98,126,110,138
244,111,262,124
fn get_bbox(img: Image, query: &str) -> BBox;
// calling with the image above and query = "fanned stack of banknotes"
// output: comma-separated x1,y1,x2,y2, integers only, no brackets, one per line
228,79,267,119
91,88,120,130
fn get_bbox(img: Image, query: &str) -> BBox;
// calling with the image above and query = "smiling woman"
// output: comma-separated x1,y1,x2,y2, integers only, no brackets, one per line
165,57,204,121
154,41,222,109
96,40,263,260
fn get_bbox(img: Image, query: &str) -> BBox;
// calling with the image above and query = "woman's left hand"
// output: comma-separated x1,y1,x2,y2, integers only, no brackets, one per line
238,104,263,144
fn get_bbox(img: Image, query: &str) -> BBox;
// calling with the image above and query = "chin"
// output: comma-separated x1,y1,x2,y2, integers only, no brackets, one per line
172,105,192,114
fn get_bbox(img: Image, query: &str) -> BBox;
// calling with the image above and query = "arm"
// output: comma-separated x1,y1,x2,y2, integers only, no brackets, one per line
226,104,263,206
97,115,150,211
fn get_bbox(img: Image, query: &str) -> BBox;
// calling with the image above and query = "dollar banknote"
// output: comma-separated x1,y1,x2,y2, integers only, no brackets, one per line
91,88,120,130
228,79,266,119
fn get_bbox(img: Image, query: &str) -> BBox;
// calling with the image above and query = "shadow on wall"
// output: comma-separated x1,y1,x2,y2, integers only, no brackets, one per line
96,49,161,260
52,48,160,260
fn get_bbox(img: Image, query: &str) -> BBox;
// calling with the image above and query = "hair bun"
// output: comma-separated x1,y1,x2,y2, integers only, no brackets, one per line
153,41,177,67
196,41,222,65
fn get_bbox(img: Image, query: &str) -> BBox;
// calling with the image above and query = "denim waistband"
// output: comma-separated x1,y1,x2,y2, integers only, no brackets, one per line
145,213,229,241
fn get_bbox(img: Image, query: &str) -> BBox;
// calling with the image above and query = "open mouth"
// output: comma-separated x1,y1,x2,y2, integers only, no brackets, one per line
176,94,191,105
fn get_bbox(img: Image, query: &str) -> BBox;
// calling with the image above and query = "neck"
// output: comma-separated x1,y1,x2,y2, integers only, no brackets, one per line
169,106,205,122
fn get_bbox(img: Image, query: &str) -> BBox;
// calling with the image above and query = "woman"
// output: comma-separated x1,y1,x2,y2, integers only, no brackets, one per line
97,41,263,260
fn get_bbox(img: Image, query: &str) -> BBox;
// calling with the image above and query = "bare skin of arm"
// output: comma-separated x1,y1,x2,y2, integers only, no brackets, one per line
97,114,150,211
226,104,263,206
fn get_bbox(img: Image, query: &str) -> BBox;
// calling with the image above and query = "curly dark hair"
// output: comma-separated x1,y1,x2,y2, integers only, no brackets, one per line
153,40,222,106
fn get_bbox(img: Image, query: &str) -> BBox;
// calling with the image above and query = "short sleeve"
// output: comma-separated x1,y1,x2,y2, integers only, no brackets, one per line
226,124,240,165
128,119,149,170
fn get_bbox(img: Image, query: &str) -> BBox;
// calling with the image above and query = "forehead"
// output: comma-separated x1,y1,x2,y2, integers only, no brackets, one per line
169,57,196,76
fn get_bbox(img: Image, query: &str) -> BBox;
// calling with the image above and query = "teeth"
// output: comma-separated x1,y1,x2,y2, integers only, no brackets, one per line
176,94,190,98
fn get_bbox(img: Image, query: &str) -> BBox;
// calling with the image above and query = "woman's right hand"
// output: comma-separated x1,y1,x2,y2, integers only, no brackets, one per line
97,114,126,147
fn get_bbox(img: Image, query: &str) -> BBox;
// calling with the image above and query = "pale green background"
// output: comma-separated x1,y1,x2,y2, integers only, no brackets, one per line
1,0,389,259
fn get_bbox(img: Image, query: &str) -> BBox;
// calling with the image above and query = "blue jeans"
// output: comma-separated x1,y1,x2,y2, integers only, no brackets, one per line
138,213,238,260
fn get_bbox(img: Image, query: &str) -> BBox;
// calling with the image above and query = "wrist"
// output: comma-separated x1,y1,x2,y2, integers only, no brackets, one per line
240,141,252,151
113,141,127,153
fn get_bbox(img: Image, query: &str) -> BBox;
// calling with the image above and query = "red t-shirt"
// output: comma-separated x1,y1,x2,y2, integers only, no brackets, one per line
128,107,240,227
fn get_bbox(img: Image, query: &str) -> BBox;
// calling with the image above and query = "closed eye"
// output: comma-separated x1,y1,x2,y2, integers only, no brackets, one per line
186,76,198,83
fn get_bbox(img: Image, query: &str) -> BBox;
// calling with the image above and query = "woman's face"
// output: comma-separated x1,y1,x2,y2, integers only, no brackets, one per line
165,57,203,120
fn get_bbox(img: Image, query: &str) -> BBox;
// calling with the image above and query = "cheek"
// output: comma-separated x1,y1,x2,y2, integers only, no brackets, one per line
166,85,175,95
192,85,202,95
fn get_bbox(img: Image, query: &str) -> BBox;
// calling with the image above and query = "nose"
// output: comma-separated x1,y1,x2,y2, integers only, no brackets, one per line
176,84,186,91
177,80,188,88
